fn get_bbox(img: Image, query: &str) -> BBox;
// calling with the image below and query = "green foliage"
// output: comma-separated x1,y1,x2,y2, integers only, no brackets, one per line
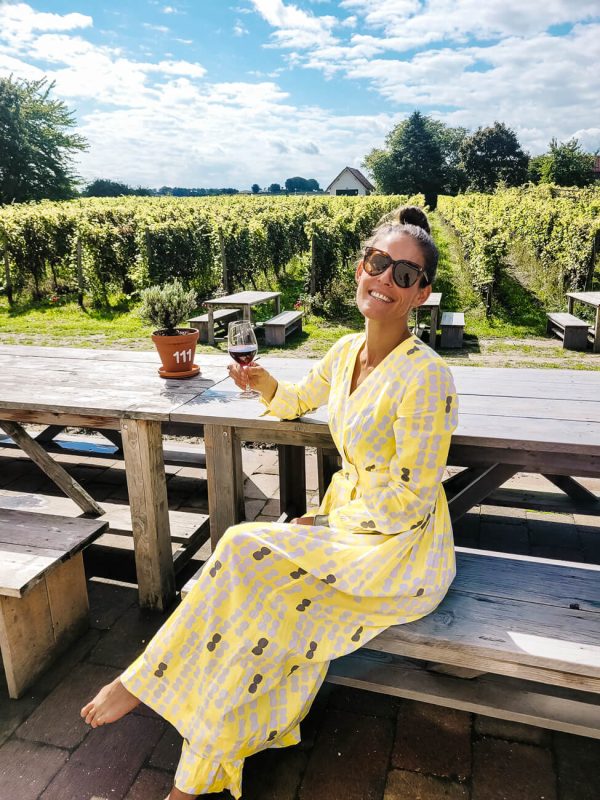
438,184,600,309
364,112,445,207
0,194,410,309
138,279,197,334
363,113,467,205
534,139,595,188
83,179,153,197
460,122,528,192
0,75,87,204
284,177,320,192
251,184,260,194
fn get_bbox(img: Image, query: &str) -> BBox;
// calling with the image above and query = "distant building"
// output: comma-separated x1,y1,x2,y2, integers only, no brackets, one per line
326,167,375,196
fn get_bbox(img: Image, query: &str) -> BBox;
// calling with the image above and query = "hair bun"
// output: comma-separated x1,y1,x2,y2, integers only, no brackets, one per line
397,205,430,234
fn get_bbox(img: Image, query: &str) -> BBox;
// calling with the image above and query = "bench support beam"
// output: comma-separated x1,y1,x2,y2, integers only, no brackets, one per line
447,463,519,521
0,420,105,516
542,475,599,506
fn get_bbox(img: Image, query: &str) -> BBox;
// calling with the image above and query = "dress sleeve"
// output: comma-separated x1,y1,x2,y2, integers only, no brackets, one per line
327,361,458,534
263,337,347,420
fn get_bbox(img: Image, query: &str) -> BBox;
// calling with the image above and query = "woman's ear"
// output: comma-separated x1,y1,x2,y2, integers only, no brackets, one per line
412,283,432,308
355,261,364,284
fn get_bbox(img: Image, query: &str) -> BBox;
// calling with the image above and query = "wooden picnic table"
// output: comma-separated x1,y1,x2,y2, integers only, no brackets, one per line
1,345,599,612
566,291,600,353
204,290,281,345
0,345,229,611
414,292,442,348
171,362,600,543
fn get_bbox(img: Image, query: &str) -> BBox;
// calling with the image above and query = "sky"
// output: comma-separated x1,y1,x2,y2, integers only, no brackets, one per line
0,0,599,190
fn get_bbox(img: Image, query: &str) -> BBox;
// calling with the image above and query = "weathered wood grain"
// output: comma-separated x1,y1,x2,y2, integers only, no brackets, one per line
204,424,244,548
327,651,600,738
121,419,175,611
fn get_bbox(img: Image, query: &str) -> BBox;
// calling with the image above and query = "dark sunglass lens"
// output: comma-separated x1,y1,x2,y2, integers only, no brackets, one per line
366,252,390,274
393,263,418,288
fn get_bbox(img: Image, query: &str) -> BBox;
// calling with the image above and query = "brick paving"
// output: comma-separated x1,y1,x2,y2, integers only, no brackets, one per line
1,439,599,799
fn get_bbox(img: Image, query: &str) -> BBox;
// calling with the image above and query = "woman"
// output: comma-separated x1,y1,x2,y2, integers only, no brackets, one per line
81,206,458,800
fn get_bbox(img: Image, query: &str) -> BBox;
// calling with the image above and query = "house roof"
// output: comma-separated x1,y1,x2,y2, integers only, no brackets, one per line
326,166,375,192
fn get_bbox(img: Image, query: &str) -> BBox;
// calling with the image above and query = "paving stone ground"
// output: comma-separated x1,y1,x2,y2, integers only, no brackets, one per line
1,439,599,800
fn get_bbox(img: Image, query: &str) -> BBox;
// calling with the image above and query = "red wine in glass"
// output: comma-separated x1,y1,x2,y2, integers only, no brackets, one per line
228,321,259,398
229,344,257,365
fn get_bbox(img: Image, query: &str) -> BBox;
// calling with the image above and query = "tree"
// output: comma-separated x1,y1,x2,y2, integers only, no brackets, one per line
251,183,260,194
268,183,282,193
534,138,594,187
363,111,445,208
0,75,87,204
284,176,320,193
83,178,153,197
460,122,528,192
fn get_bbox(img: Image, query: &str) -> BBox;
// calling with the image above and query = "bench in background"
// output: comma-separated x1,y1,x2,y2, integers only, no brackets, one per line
189,308,241,343
440,312,465,349
546,312,589,351
264,310,303,346
183,548,600,737
0,509,107,698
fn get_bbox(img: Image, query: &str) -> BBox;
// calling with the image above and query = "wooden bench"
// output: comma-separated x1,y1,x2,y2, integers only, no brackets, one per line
183,547,600,737
440,312,465,349
0,509,107,698
546,312,589,351
189,309,241,343
264,310,303,346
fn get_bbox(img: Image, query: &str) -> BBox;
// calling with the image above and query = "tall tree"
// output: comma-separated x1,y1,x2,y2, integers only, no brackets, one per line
535,138,595,187
460,122,528,192
251,183,260,194
284,176,320,192
363,111,448,208
0,75,87,204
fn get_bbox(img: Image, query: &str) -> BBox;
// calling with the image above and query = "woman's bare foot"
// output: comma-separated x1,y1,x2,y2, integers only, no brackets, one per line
80,677,140,728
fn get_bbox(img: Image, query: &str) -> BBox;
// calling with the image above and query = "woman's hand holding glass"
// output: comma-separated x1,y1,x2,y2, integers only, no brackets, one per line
227,361,278,402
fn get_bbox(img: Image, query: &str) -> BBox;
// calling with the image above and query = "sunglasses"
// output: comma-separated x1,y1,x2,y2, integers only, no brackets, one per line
362,247,429,288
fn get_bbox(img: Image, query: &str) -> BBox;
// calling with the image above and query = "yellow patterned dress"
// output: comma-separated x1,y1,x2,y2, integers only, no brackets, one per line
121,332,458,797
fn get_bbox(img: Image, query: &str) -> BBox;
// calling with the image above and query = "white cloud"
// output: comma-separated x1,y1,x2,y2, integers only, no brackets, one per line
0,0,598,189
250,0,338,48
234,21,249,36
142,23,170,33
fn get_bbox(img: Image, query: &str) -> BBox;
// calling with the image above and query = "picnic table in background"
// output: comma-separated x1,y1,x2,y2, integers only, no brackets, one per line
414,291,442,349
566,291,600,353
203,291,281,345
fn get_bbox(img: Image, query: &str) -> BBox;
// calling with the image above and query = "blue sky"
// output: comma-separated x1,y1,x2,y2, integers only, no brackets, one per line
1,1,599,189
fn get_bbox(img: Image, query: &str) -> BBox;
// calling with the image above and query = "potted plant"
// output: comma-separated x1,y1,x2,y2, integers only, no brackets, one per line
139,279,200,378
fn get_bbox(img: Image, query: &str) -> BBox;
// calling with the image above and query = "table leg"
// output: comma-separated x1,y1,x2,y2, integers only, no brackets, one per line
275,296,281,315
543,475,598,506
316,448,340,503
594,307,600,354
242,304,252,323
278,444,306,519
429,306,439,349
207,307,215,346
121,419,175,611
567,297,574,314
204,424,245,548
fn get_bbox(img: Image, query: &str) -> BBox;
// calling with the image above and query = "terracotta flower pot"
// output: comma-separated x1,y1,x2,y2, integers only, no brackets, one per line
151,328,200,378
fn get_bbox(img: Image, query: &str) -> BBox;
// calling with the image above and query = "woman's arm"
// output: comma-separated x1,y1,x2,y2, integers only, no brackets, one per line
229,336,351,420
327,361,458,534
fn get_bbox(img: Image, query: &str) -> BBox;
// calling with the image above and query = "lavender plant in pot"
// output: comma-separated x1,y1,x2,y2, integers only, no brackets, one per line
139,279,200,378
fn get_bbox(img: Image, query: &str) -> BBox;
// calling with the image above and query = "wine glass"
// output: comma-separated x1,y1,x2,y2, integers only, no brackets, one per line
228,320,259,398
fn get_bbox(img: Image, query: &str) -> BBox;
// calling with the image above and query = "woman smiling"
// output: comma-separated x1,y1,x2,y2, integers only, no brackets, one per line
81,205,458,800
